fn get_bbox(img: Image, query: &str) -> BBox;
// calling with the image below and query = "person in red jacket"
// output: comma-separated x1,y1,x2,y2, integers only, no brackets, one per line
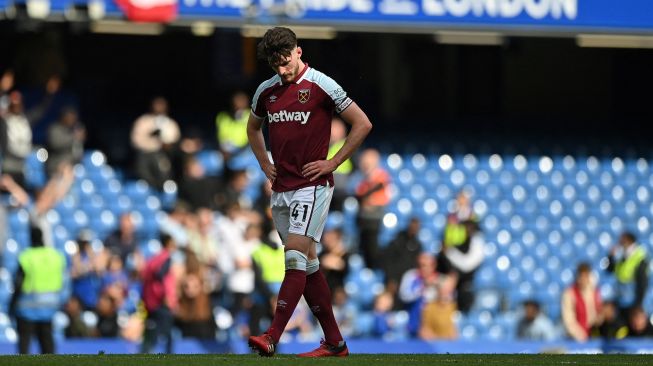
562,262,602,342
141,233,178,353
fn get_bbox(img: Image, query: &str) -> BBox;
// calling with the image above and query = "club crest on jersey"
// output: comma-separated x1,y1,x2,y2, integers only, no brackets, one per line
298,89,310,104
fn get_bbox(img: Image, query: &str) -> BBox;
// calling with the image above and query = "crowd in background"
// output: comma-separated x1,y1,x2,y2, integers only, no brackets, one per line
0,70,651,354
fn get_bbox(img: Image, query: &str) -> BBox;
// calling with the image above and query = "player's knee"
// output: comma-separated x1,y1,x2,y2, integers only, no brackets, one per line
306,258,320,275
285,250,308,271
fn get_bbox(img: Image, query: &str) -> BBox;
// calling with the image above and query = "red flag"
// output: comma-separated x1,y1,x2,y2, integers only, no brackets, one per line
115,0,177,23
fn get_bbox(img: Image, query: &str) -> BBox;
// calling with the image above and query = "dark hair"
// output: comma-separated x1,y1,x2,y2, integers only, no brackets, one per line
629,306,646,317
257,27,297,66
621,232,636,244
576,262,591,275
160,233,175,248
523,300,540,311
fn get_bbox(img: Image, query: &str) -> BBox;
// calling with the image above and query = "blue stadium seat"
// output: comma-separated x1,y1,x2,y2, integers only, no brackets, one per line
353,311,374,337
25,150,47,189
124,180,152,201
473,289,501,314
89,210,117,239
0,269,14,312
8,209,29,236
227,150,258,171
196,150,224,176
474,265,497,289
458,321,479,340
82,150,108,171
2,240,20,274
409,153,428,173
344,268,384,308
384,153,403,173
79,194,104,217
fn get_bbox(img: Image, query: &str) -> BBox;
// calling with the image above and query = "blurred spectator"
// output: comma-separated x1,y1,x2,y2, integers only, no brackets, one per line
101,254,129,310
1,91,32,188
332,287,357,338
253,180,273,223
71,230,108,311
31,164,75,246
318,225,349,293
355,148,390,269
141,233,178,353
399,252,456,336
0,76,59,188
96,292,119,338
158,202,191,247
439,192,484,313
186,210,220,271
175,270,216,339
130,97,180,189
381,217,422,299
1,164,74,247
215,169,250,211
327,117,353,212
9,226,66,354
0,174,29,252
516,300,557,341
215,200,255,277
562,263,602,342
63,297,93,338
372,291,395,337
104,212,144,272
215,91,250,161
172,128,205,183
45,106,85,177
0,69,14,117
607,232,649,317
178,128,204,157
598,301,628,339
228,223,261,315
626,306,653,337
249,230,285,336
178,156,221,210
419,285,457,340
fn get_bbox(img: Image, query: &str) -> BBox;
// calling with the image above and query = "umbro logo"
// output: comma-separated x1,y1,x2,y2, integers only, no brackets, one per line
269,95,277,103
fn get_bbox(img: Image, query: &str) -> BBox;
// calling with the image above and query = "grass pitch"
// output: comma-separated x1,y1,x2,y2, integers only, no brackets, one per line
0,354,652,366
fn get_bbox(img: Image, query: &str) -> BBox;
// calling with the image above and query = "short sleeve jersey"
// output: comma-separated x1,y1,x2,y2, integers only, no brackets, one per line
251,64,353,192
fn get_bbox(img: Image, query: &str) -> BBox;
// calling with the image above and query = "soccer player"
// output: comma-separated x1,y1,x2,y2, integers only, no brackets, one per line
246,27,372,357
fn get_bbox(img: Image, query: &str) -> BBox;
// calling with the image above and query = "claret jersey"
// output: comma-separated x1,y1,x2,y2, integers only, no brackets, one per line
251,64,353,192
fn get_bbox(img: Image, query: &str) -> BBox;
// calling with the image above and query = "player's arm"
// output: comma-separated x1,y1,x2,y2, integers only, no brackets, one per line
302,102,372,181
246,113,276,183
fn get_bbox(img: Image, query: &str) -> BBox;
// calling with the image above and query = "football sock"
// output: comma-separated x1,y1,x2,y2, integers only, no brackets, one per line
267,269,307,343
304,269,344,345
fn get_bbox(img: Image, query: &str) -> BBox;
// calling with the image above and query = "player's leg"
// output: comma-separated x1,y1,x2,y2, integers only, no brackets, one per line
265,233,312,342
297,183,348,357
249,190,312,356
299,242,348,357
249,232,311,356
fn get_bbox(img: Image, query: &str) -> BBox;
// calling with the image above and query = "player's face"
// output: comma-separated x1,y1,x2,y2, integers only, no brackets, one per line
271,47,303,83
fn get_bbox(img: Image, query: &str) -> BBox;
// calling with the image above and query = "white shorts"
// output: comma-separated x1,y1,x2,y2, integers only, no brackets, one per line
271,183,334,244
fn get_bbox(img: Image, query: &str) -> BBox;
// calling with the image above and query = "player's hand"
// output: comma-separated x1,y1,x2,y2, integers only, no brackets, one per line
302,160,337,182
262,162,277,183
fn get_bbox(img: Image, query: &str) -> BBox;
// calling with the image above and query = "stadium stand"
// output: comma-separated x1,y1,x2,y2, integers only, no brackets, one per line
2,142,653,346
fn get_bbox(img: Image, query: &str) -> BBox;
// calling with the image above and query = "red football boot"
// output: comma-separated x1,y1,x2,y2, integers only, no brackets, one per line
297,340,349,358
248,333,276,357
